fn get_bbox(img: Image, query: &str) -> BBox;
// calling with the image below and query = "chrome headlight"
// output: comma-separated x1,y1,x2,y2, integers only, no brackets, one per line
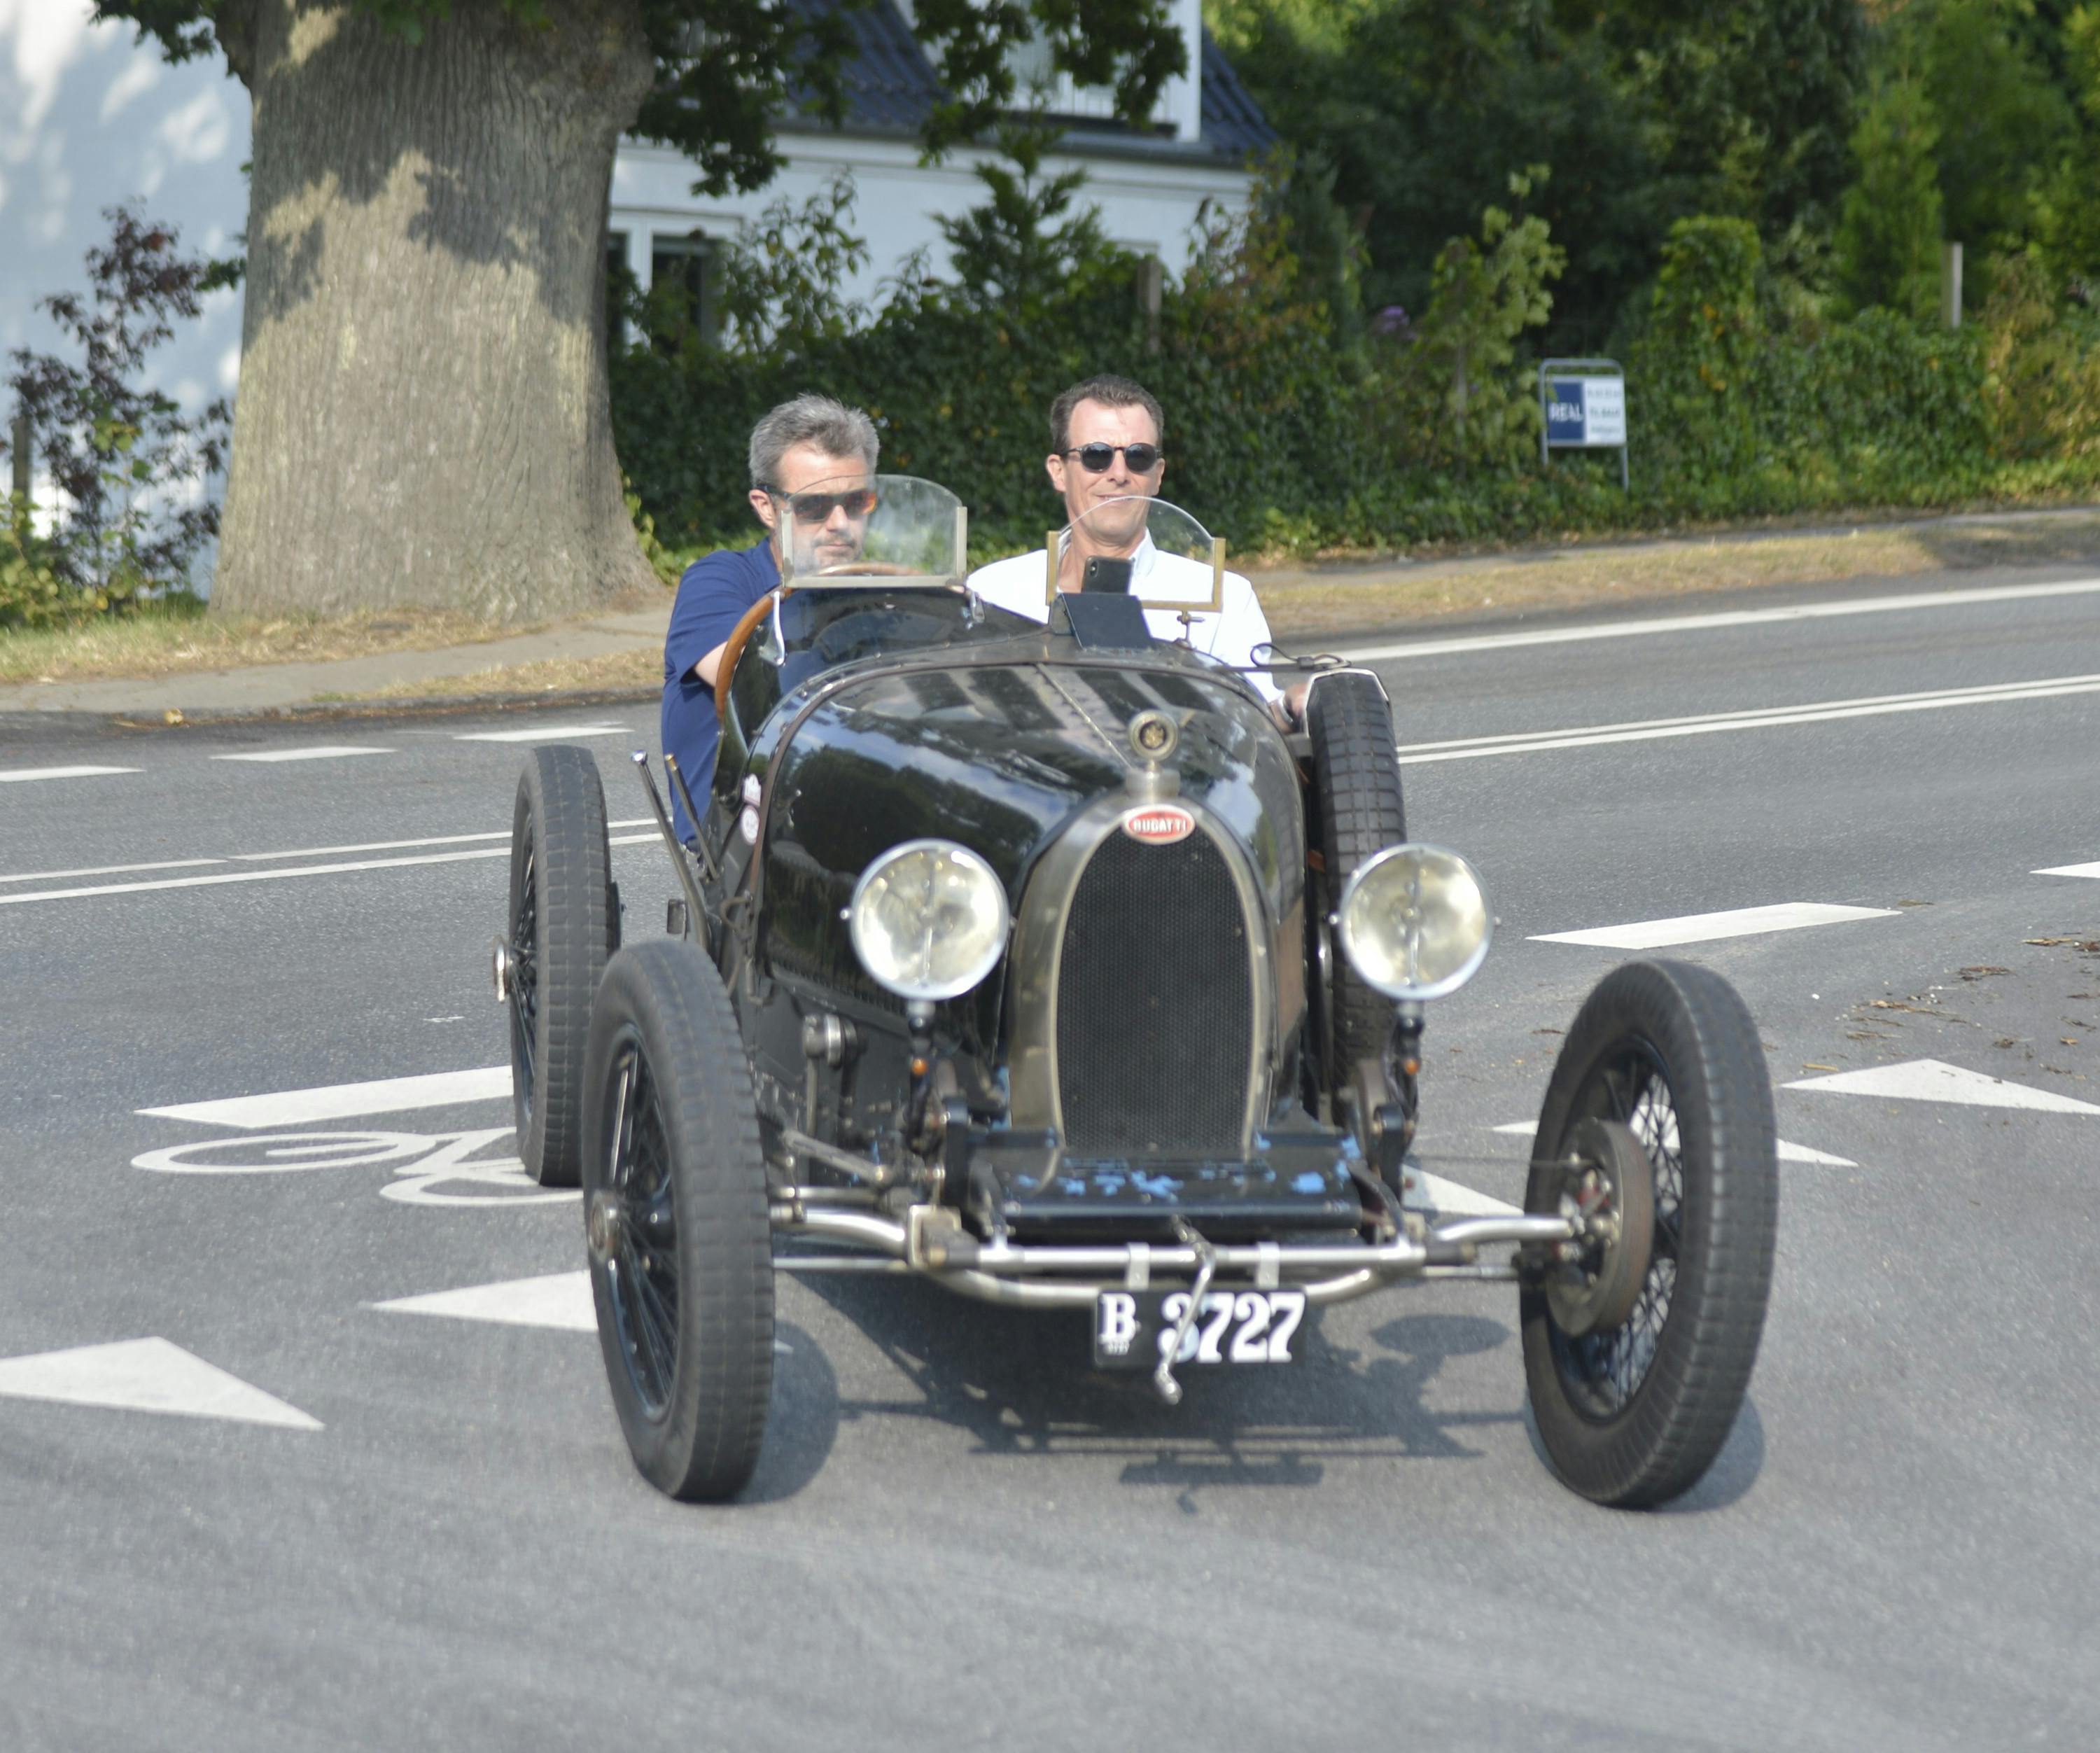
1335,844,1492,1001
848,839,1010,1002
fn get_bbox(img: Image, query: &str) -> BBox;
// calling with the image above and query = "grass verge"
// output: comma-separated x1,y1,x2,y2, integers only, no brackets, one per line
314,646,660,703
0,603,536,686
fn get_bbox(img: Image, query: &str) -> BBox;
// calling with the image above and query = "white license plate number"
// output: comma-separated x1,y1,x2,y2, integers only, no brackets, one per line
1092,1289,1306,1370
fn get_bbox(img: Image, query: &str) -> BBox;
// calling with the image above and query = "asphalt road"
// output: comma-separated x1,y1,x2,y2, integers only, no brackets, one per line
3,556,2097,1750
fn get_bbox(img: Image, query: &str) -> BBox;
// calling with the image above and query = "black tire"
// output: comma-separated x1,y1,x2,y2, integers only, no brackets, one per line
1522,959,1778,1509
506,746,615,1187
1306,670,1408,1096
582,940,774,1502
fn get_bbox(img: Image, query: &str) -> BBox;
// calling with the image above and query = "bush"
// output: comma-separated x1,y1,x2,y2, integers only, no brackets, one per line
610,158,2100,568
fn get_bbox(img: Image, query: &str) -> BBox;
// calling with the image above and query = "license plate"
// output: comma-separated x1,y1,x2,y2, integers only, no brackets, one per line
1092,1289,1306,1370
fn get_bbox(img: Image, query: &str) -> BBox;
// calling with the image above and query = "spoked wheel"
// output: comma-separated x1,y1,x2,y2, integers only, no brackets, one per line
583,940,774,1502
1303,669,1408,1110
1522,959,1777,1509
505,746,617,1187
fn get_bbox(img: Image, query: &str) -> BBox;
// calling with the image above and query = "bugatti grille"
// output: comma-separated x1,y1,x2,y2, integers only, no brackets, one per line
1056,827,1252,1155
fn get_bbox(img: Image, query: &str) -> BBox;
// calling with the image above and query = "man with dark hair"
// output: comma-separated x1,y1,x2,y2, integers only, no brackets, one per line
660,393,878,837
968,372,1289,711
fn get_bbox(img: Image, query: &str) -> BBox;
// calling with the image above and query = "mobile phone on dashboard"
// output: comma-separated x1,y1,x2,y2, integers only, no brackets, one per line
1080,556,1133,594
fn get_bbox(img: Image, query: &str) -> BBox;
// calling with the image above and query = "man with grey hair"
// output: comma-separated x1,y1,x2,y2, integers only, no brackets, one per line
660,392,878,837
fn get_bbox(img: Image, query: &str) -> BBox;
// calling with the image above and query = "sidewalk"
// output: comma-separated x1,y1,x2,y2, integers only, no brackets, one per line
5,503,2096,722
0,602,672,719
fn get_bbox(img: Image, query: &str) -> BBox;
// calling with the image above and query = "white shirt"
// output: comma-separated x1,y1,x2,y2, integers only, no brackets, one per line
968,536,1282,701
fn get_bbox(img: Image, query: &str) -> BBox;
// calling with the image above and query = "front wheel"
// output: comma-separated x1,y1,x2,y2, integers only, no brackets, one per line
582,940,774,1502
1522,959,1777,1509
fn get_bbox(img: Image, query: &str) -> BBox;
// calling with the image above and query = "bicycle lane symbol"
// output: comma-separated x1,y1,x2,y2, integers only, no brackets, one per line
130,1129,579,1207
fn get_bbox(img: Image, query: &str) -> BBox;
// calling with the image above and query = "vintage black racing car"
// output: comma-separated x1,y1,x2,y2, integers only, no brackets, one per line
493,480,1777,1509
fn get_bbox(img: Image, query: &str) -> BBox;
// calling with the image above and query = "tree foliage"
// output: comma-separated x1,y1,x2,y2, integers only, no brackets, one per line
1833,71,1946,320
1,207,230,613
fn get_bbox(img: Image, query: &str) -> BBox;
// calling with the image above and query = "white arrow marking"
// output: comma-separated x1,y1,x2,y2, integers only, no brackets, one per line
2034,861,2100,879
0,1338,322,1430
1491,1119,1855,1166
1532,902,1897,949
372,1271,595,1331
141,1066,511,1129
1784,1059,2100,1115
1401,1171,1521,1217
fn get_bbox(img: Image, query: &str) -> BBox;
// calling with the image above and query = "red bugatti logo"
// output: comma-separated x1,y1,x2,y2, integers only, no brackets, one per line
1123,804,1195,844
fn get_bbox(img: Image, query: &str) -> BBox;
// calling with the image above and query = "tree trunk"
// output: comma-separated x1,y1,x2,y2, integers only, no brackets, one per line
211,0,658,620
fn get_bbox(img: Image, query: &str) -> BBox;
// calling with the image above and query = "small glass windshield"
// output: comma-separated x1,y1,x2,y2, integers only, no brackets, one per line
1054,496,1222,612
776,473,966,585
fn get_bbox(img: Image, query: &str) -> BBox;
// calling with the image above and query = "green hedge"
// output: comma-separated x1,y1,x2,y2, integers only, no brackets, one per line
610,200,2100,568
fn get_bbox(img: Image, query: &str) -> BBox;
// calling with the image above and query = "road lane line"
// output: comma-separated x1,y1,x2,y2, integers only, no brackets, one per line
0,844,510,906
1342,575,2100,663
0,765,141,783
2035,860,2100,879
0,858,223,885
1396,671,2100,764
230,817,658,861
1532,902,1898,949
454,723,631,743
211,746,394,763
142,1066,510,1129
233,831,510,860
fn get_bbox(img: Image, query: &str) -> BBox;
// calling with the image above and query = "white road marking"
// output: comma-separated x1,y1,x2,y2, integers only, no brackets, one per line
1492,1119,1856,1166
1403,1172,1520,1217
0,764,141,783
0,1337,323,1430
0,843,509,907
232,830,508,860
0,858,223,885
1785,1059,2100,1115
210,746,393,764
1532,902,1897,949
1396,671,2100,764
372,1271,594,1332
1341,575,2100,663
230,817,657,862
141,1066,510,1130
2034,860,2100,879
454,723,631,743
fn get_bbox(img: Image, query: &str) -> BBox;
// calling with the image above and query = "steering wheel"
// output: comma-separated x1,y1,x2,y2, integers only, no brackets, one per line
713,589,783,721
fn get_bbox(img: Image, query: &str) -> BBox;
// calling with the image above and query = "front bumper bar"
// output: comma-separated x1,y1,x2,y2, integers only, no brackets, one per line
770,1202,1579,1311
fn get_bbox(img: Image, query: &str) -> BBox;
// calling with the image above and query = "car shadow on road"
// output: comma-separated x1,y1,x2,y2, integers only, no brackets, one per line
748,1273,1525,1510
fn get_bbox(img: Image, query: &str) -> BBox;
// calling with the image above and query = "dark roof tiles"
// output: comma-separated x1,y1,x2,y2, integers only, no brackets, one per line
780,0,1275,163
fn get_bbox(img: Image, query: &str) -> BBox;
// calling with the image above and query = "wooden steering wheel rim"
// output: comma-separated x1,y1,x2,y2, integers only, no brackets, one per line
811,560,924,578
713,587,783,721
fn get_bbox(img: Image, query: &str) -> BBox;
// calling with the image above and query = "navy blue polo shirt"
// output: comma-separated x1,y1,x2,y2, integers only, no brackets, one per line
661,536,779,839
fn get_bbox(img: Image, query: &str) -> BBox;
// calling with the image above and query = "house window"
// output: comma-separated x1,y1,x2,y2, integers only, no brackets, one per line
649,232,719,349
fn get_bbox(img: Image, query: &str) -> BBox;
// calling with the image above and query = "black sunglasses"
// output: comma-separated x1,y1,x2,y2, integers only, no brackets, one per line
765,486,877,520
1065,442,1163,474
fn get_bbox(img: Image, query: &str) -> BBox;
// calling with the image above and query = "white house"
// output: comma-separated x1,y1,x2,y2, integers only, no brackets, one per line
609,0,1276,338
1,1,1270,526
